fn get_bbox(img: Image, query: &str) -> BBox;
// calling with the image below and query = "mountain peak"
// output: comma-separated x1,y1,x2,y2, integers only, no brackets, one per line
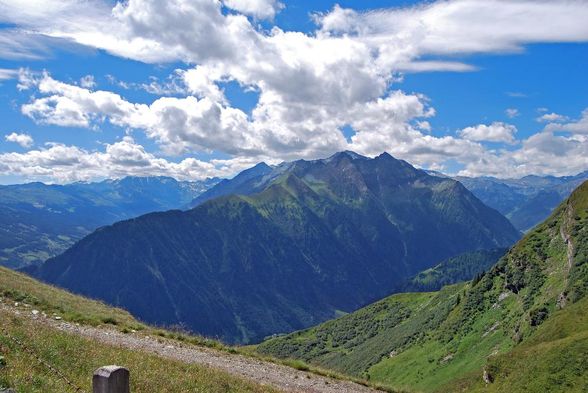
325,151,367,162
376,151,395,160
252,161,272,170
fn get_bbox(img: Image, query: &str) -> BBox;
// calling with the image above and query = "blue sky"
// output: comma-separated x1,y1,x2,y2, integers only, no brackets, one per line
0,0,587,184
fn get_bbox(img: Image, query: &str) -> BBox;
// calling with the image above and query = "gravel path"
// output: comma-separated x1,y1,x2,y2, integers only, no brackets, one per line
2,303,380,393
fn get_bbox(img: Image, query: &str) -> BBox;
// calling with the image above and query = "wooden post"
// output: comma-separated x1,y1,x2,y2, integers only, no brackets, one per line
93,365,130,393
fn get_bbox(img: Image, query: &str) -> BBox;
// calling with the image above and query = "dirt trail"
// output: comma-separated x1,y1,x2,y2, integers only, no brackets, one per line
1,303,380,393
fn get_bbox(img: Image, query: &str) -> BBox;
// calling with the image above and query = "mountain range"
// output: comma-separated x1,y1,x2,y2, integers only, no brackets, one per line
455,172,588,232
4,155,582,271
33,151,520,344
0,176,220,268
257,180,588,392
195,157,587,234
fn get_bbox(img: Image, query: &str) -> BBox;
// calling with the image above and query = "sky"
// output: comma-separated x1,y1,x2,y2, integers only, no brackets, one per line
0,0,587,184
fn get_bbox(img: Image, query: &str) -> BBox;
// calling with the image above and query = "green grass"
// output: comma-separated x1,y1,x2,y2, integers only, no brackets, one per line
0,311,277,393
447,296,588,393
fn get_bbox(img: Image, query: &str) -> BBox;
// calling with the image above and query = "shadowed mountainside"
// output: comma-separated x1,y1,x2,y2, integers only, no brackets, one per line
0,176,220,268
34,152,520,344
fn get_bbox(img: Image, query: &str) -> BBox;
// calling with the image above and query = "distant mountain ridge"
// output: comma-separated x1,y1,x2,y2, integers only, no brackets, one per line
0,176,220,268
189,162,273,207
34,151,520,344
456,171,588,232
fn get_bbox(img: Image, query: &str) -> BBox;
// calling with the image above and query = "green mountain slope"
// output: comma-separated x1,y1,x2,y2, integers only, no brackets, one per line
401,248,507,292
34,152,519,344
0,176,219,268
257,180,588,392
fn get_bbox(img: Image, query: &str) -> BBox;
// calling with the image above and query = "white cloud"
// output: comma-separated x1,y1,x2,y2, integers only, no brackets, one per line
223,0,284,20
2,0,588,180
0,136,256,183
0,30,52,60
458,122,517,144
544,108,588,135
536,112,568,123
21,72,444,162
20,72,261,155
505,108,519,118
79,74,96,89
396,61,477,73
456,107,588,178
0,68,18,80
459,131,588,178
4,132,34,148
316,1,588,54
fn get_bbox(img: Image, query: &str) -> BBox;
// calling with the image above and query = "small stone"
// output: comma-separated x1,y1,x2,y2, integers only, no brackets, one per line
498,292,509,302
54,316,62,320
441,353,453,363
31,309,39,316
556,292,567,309
483,368,493,384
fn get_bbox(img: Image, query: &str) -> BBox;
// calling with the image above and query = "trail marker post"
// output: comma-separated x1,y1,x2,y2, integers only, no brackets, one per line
93,366,130,393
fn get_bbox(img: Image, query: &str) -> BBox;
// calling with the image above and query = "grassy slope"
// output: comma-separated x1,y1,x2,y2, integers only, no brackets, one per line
0,267,275,392
447,296,588,393
257,181,588,393
0,312,276,393
0,266,141,330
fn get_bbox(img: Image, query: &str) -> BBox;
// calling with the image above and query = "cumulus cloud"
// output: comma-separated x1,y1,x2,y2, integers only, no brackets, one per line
537,112,568,123
5,132,34,148
79,74,96,89
459,131,588,178
544,108,588,135
20,72,261,155
456,107,588,178
20,71,443,163
459,122,517,144
223,0,284,20
0,136,257,183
